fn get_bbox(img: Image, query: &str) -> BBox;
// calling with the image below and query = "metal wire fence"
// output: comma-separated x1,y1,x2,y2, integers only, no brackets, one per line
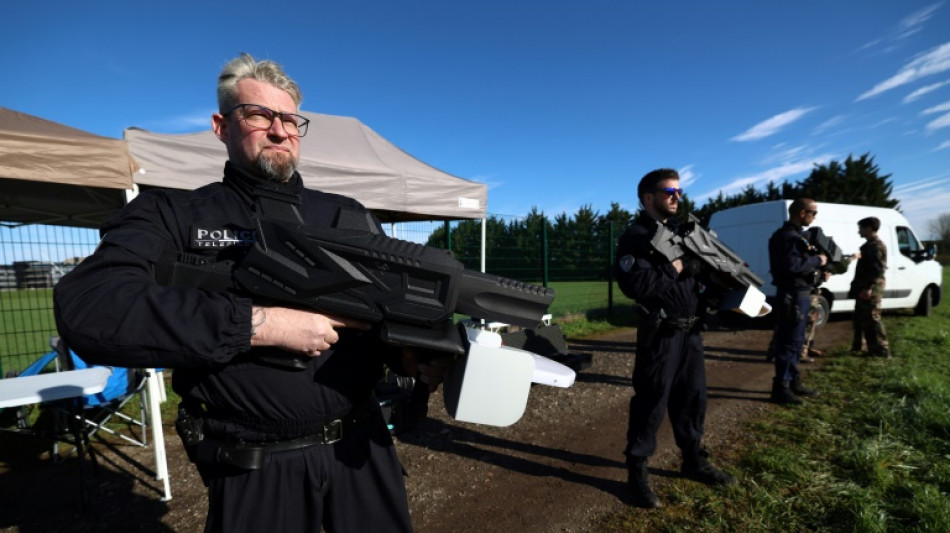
0,215,621,374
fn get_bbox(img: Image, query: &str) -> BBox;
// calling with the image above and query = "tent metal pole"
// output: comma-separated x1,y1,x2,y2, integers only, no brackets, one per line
481,218,486,273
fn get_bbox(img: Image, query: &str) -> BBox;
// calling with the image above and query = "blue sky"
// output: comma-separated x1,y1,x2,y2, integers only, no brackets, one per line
3,1,949,238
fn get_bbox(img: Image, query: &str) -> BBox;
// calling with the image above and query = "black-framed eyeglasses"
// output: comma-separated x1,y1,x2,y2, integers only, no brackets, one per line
223,103,310,137
656,187,683,197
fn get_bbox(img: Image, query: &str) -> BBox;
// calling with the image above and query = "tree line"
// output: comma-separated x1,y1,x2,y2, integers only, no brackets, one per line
426,153,905,281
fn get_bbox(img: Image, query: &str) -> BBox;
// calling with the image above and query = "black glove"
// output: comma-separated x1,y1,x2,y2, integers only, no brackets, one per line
680,257,702,278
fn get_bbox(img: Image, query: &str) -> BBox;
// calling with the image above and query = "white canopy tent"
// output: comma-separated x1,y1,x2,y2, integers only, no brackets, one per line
0,107,137,228
125,111,487,223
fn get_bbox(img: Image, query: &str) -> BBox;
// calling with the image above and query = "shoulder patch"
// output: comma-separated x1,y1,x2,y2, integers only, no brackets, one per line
619,254,635,273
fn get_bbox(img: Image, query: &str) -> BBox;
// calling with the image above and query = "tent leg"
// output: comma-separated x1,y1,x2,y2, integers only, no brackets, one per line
146,369,172,501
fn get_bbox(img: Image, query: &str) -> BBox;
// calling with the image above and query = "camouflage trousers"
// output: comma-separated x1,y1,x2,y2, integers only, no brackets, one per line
853,293,889,357
800,292,820,358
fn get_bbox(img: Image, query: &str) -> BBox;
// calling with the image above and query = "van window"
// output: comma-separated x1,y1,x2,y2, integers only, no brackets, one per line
896,226,922,259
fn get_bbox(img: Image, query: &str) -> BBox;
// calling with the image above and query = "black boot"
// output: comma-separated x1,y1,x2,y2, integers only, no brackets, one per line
681,448,736,486
770,378,802,405
790,377,819,397
626,456,660,508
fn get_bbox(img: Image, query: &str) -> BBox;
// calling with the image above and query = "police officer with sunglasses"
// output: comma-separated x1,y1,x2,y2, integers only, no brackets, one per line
615,168,736,509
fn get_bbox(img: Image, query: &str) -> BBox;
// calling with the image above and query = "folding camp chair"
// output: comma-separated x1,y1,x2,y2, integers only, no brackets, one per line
48,337,150,449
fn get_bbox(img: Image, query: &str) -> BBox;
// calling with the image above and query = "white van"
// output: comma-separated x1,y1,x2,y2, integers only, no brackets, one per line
708,200,942,325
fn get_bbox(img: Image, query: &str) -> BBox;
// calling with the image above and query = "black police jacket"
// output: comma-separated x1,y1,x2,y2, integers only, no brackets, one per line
767,221,823,293
615,214,700,319
54,162,402,439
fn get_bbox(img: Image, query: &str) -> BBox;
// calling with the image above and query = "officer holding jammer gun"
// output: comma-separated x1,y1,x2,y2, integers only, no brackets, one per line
615,168,739,509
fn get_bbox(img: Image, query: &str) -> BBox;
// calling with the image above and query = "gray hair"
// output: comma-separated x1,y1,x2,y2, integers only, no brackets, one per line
217,53,303,112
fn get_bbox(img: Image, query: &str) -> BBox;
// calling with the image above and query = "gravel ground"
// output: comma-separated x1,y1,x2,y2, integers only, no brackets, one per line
0,318,853,532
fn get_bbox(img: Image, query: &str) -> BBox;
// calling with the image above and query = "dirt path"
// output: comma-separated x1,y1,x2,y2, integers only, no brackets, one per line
0,319,853,532
399,319,852,532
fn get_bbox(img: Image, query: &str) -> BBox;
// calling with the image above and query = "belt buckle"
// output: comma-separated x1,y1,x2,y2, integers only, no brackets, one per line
322,419,343,444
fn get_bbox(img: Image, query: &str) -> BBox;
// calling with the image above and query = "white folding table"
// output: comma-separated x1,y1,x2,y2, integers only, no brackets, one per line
0,367,112,508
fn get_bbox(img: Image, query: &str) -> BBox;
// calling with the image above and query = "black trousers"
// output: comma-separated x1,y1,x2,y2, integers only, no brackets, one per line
202,410,412,533
773,290,810,382
626,326,706,458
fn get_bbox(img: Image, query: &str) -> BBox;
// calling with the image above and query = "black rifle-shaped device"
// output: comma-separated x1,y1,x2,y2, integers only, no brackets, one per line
805,226,849,274
647,214,769,317
649,214,764,292
156,197,555,363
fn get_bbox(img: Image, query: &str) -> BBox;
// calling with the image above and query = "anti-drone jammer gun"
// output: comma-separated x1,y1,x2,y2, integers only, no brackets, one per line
157,199,555,359
156,198,570,427
806,226,851,276
649,214,771,317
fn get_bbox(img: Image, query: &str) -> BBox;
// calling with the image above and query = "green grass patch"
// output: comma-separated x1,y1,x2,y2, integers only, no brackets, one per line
592,267,950,532
546,280,641,338
0,288,58,375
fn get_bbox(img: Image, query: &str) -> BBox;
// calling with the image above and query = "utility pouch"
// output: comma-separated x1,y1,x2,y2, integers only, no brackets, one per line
175,402,206,464
636,305,666,347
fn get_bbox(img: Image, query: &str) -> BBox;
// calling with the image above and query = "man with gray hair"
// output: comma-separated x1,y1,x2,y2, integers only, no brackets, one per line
55,53,437,533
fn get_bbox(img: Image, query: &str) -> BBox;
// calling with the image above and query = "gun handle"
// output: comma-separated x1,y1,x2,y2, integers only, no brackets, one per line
380,320,466,355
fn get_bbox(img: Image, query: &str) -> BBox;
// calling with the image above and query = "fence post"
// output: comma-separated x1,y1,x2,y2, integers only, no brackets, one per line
542,217,549,287
444,220,451,252
608,222,615,316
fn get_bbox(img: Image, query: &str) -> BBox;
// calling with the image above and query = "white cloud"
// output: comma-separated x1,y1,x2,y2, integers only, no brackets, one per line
857,41,950,101
678,165,697,188
893,175,950,195
925,111,950,131
903,79,950,103
897,3,943,40
894,173,950,238
936,140,950,151
813,115,847,135
921,100,950,114
693,154,837,203
731,107,815,142
761,144,809,166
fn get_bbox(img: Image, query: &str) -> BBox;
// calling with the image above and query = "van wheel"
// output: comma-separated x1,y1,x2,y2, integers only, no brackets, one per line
815,295,830,327
915,287,933,317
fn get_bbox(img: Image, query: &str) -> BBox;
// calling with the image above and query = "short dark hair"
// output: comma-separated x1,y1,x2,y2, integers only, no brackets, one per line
788,198,815,216
858,217,881,232
637,168,679,202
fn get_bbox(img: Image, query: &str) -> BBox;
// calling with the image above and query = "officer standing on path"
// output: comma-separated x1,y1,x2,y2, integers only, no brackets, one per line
849,217,890,357
615,168,735,509
54,53,444,533
767,199,827,405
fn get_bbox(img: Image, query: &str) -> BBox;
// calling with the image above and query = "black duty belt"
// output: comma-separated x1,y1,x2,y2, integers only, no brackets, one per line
191,398,376,470
661,315,699,332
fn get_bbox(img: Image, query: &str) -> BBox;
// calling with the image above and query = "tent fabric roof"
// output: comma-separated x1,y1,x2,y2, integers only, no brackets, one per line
0,107,138,228
125,111,487,222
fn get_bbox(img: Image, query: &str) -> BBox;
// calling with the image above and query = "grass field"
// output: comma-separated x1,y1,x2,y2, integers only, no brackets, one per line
0,288,57,375
594,266,950,532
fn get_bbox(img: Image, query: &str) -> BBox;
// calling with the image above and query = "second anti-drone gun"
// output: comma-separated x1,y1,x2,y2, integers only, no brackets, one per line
648,214,771,317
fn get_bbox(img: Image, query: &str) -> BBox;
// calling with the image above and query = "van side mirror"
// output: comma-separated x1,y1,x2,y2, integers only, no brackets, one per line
925,243,937,261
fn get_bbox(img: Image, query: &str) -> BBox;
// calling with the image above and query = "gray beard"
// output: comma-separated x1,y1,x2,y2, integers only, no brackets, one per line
256,152,297,183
